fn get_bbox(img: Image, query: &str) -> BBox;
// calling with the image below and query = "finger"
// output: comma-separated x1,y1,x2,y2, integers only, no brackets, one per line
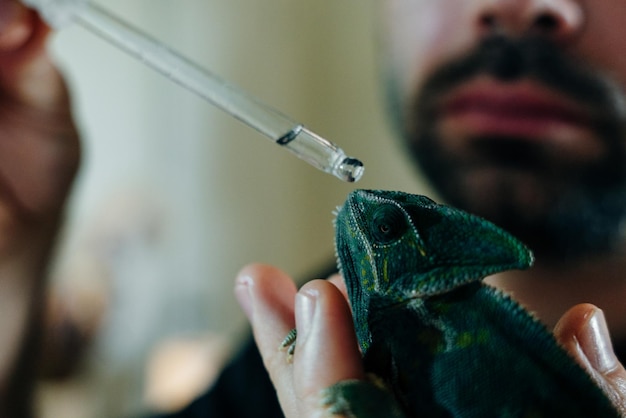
293,279,364,416
0,0,51,58
328,273,349,302
0,1,55,104
234,264,299,415
554,304,626,415
0,0,33,51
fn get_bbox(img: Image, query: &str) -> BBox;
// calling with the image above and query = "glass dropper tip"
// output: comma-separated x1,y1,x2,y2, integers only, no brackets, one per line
277,127,364,182
333,157,364,183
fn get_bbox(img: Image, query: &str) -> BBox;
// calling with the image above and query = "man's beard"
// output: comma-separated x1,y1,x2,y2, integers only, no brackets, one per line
398,36,626,261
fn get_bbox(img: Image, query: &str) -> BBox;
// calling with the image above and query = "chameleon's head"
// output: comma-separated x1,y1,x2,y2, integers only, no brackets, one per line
335,190,534,309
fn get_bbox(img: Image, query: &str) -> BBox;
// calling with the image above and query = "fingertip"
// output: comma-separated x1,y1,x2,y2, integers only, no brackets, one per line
236,263,296,298
236,263,297,317
555,304,619,375
235,263,298,348
0,2,36,52
578,307,619,375
554,303,597,342
236,262,289,285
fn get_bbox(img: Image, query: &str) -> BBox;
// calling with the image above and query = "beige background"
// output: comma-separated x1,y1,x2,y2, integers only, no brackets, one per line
39,0,431,416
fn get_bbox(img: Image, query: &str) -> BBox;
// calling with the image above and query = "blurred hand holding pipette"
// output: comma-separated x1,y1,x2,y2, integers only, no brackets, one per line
23,0,365,182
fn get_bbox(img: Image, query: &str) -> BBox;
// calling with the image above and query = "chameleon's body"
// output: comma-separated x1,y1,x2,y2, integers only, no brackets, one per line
325,189,619,417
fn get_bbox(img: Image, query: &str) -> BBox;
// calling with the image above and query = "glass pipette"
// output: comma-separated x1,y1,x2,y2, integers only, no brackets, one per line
23,0,365,182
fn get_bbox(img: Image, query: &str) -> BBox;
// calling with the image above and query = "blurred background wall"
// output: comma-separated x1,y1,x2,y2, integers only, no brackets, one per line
36,0,431,416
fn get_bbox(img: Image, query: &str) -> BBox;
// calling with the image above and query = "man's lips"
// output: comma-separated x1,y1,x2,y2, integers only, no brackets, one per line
436,78,604,157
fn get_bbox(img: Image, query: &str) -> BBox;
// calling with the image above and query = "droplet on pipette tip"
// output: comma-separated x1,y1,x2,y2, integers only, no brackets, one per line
334,157,364,183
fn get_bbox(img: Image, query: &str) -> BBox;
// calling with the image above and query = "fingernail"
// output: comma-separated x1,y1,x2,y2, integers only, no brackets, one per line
235,274,254,321
295,289,318,345
579,309,618,374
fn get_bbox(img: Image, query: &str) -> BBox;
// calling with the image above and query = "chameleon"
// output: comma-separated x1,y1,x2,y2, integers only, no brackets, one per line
298,189,620,417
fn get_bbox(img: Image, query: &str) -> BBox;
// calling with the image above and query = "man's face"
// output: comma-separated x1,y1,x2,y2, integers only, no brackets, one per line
379,0,626,259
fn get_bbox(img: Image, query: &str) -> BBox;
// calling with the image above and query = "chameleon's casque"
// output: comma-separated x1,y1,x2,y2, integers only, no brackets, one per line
326,189,619,418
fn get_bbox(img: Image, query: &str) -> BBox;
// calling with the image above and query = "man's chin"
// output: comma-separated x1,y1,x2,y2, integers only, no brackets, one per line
424,165,626,262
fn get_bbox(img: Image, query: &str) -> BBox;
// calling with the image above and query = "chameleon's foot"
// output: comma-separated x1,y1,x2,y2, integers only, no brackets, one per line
280,328,297,362
322,379,406,418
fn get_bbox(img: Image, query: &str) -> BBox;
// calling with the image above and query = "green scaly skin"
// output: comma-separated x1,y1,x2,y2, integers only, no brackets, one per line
323,189,619,418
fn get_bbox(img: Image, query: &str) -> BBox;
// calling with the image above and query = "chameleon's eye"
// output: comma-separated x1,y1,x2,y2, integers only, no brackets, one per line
370,204,407,244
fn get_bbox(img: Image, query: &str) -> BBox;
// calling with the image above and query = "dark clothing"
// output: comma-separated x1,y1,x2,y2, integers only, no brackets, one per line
152,337,282,418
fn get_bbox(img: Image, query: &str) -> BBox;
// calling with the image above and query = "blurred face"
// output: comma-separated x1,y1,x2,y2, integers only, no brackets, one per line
378,0,626,259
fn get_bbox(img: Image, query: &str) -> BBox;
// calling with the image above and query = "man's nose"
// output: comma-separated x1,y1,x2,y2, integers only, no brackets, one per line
476,0,584,44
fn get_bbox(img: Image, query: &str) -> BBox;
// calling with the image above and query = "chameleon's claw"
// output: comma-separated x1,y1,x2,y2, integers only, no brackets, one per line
280,328,298,362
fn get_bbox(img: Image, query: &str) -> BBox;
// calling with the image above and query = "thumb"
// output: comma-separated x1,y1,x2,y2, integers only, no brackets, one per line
292,280,365,416
554,304,626,415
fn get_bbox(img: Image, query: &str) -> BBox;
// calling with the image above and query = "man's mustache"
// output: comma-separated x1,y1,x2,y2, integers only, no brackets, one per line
417,35,624,121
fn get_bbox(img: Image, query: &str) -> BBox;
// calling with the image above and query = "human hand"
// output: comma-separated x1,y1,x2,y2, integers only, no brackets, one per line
554,304,626,416
236,264,626,417
235,264,364,418
0,0,79,407
0,0,79,234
